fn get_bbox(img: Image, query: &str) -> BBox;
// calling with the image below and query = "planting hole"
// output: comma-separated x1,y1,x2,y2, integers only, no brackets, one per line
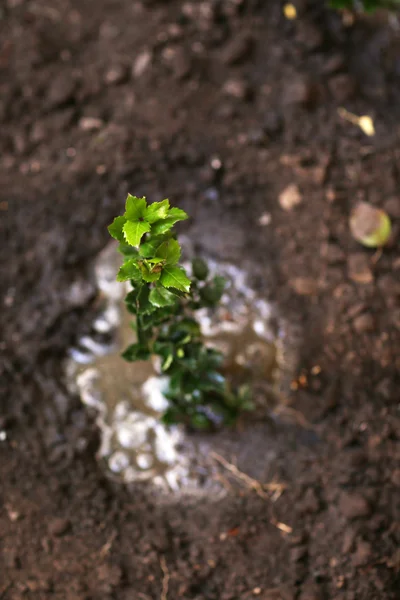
65,243,293,493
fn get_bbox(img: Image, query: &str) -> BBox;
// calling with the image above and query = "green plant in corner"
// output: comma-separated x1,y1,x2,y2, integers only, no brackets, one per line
330,0,400,11
108,194,252,430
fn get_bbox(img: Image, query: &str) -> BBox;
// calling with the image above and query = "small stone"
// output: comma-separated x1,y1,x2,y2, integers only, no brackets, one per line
291,277,318,296
258,212,272,226
30,121,47,144
347,253,373,284
283,77,318,107
339,491,371,519
352,539,372,566
49,517,71,537
96,564,122,587
78,117,104,131
328,74,356,103
104,64,128,85
133,50,152,78
279,183,302,211
223,78,252,100
220,32,254,65
352,313,375,334
342,528,356,553
47,73,76,108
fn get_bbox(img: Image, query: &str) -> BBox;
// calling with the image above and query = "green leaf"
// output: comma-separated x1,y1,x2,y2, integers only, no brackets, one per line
168,207,188,221
123,220,151,247
127,284,157,315
118,243,138,258
190,413,211,430
124,195,147,221
160,266,191,292
149,286,177,307
170,318,201,338
192,257,209,281
116,259,141,282
150,207,189,236
156,238,181,265
122,343,150,362
199,275,226,306
144,199,170,223
140,234,171,258
162,353,174,371
108,216,127,242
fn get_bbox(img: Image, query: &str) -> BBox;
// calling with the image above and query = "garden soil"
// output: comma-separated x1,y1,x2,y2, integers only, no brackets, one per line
1,0,400,598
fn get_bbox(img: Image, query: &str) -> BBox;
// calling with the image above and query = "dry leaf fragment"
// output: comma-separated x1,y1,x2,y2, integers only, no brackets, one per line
283,4,297,20
338,107,375,137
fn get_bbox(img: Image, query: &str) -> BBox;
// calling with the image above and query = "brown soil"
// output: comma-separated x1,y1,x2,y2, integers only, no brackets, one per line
1,1,400,598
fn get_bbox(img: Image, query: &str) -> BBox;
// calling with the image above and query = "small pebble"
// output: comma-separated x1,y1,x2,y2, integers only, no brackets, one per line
348,253,373,284
352,313,374,334
339,491,371,519
279,183,302,211
49,517,71,537
133,50,152,77
291,277,317,296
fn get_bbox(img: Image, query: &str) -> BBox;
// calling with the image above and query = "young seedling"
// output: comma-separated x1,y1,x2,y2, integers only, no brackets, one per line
108,194,252,430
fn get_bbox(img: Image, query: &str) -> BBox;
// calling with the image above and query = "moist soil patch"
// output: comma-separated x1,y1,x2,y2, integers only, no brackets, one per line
1,1,400,598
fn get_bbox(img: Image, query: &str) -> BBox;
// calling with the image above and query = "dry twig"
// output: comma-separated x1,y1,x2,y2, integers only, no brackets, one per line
99,531,117,558
160,556,169,600
210,452,285,500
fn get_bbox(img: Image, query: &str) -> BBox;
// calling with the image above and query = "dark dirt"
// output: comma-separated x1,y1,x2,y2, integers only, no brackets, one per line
1,0,400,598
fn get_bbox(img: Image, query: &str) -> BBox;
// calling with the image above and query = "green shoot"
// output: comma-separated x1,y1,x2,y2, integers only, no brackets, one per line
108,195,253,430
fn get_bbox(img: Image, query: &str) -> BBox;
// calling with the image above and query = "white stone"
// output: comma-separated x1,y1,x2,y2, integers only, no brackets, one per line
108,451,129,473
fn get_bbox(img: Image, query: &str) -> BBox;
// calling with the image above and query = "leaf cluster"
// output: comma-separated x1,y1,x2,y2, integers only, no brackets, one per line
108,195,253,429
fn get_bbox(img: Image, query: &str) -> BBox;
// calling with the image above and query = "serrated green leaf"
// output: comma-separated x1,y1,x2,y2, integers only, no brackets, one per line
108,216,127,242
192,257,209,281
149,286,177,307
144,199,170,223
124,195,147,221
156,238,181,265
151,208,189,235
122,343,150,362
116,259,141,282
123,220,150,247
150,219,177,236
168,207,188,221
160,266,191,292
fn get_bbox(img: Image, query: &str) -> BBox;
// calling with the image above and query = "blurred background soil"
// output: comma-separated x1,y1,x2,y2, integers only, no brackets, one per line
0,1,399,598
